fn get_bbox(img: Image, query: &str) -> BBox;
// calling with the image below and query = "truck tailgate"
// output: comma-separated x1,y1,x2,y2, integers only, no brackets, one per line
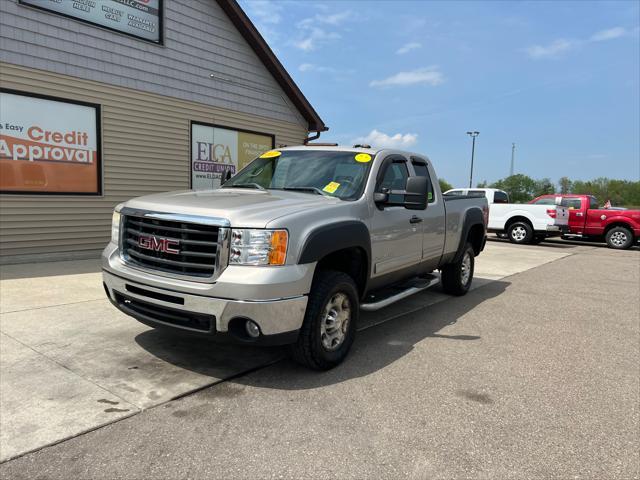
554,206,569,226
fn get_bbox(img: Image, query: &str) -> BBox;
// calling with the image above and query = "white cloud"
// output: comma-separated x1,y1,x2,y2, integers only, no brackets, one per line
396,42,422,55
525,39,575,59
591,27,627,41
298,10,352,28
243,0,282,25
294,27,340,51
293,9,350,51
353,129,418,149
299,63,335,73
526,26,633,60
369,67,444,87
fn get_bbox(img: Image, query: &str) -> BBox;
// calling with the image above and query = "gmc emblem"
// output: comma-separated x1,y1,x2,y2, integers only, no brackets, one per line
138,235,180,254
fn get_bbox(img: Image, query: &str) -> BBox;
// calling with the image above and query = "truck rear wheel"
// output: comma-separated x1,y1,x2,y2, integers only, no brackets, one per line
605,226,634,250
288,270,358,370
507,221,533,244
441,243,474,296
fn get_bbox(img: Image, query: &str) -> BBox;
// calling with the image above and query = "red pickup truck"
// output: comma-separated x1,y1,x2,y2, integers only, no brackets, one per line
529,194,640,249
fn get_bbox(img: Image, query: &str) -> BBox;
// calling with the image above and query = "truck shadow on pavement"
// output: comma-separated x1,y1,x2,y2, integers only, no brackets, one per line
135,279,509,390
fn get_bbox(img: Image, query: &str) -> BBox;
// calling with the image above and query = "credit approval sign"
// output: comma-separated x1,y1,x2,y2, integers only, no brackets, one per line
191,122,274,190
0,91,101,194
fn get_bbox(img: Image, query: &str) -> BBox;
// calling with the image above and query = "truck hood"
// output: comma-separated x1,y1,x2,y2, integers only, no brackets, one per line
123,188,343,228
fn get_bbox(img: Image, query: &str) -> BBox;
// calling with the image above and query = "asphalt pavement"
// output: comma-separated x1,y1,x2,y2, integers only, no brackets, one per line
0,241,638,479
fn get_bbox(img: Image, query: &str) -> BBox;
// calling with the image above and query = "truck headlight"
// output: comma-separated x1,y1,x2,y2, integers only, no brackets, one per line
230,229,288,266
111,210,121,244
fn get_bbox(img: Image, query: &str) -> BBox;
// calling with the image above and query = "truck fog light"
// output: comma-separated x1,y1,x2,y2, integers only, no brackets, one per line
245,320,260,338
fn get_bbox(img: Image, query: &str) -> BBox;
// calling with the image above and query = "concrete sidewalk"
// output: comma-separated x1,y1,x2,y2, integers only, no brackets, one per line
0,241,577,461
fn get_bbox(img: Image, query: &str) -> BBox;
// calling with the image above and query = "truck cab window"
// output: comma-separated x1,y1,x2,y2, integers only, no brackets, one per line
493,191,509,203
589,196,599,209
379,161,408,204
468,190,486,197
533,197,556,205
561,198,582,210
411,159,435,202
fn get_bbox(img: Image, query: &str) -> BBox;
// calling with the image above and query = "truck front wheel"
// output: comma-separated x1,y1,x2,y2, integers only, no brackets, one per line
441,243,475,296
288,270,359,370
605,226,634,250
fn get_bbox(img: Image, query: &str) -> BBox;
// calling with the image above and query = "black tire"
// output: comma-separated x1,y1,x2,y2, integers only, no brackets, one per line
530,235,545,245
288,270,359,370
507,221,533,244
605,226,634,250
441,243,475,296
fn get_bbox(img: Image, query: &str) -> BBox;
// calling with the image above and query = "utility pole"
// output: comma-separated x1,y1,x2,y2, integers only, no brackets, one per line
466,131,479,188
510,143,515,177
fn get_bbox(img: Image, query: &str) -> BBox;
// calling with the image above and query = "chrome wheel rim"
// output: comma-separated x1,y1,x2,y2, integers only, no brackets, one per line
461,252,472,286
320,293,351,351
511,226,527,242
610,231,627,247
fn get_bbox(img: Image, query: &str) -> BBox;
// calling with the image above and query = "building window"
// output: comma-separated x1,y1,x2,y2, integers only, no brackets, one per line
0,90,102,195
190,122,275,190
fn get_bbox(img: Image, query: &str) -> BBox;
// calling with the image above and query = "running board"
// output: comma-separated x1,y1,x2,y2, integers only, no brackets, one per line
360,274,440,312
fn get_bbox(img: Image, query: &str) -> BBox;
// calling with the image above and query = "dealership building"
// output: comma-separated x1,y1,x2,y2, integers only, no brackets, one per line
0,0,327,262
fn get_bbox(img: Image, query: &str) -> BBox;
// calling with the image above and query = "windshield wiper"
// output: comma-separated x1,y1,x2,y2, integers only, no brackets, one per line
224,183,265,190
281,186,329,196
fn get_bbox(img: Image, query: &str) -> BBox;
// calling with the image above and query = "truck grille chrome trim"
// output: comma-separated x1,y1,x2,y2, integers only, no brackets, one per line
119,208,230,282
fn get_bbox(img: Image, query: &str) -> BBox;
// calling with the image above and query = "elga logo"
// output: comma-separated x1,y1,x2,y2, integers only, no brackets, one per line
138,235,180,254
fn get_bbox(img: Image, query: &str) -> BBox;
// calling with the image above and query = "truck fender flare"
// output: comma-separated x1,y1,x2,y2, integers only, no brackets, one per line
454,208,485,262
298,221,372,269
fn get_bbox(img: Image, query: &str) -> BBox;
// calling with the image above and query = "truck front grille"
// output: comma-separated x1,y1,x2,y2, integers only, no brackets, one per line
122,215,221,278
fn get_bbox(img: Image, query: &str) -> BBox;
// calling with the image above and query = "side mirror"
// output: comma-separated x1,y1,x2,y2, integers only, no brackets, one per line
374,191,389,204
404,176,428,210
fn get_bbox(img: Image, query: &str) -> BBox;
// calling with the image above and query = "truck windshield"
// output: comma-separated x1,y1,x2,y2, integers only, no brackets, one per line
222,150,373,200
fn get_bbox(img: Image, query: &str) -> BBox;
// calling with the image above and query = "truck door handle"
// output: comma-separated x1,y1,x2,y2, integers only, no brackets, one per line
576,212,583,217
410,216,423,224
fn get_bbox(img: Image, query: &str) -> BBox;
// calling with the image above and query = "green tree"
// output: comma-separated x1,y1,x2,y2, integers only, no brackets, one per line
533,178,555,197
490,174,537,203
439,178,453,193
558,176,572,194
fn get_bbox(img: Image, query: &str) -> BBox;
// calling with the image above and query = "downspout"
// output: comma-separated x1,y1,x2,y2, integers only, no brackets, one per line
304,130,322,145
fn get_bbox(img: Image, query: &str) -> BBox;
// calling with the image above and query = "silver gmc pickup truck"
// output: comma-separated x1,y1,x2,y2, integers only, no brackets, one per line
103,146,488,370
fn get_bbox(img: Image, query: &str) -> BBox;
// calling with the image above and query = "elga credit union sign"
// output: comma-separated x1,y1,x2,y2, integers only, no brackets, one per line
19,0,162,43
191,122,274,190
0,91,101,194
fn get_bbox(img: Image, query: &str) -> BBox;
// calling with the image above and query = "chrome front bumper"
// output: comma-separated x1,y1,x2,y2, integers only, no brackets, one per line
103,269,308,343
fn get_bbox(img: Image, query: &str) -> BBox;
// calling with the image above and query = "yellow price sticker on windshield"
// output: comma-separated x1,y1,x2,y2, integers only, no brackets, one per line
355,153,372,163
322,182,340,194
260,150,281,159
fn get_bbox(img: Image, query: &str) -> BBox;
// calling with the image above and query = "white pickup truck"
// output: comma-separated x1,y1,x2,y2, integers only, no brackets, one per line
444,188,569,244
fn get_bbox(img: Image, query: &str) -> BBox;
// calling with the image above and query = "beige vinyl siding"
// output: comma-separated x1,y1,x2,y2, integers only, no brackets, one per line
0,0,306,125
0,63,308,260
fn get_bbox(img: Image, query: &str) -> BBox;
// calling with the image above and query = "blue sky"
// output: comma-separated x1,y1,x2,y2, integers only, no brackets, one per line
239,0,640,187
